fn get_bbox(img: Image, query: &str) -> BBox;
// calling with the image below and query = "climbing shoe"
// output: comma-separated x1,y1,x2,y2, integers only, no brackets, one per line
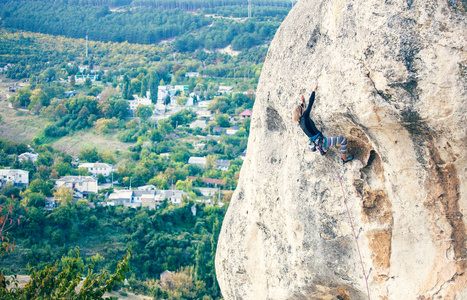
309,143,317,152
342,155,354,164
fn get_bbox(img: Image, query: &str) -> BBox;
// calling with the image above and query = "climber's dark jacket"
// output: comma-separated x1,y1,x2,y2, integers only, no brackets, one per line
298,91,322,138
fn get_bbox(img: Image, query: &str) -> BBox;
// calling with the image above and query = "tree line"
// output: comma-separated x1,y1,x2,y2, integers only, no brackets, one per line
0,0,288,51
1,2,210,45
132,0,292,11
38,0,292,10
39,0,133,6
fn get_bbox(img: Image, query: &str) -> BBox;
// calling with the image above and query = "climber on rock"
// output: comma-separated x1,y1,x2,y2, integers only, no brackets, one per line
292,82,354,164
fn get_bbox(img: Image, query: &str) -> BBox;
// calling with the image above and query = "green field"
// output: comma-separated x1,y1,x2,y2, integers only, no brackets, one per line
0,78,50,143
0,76,133,157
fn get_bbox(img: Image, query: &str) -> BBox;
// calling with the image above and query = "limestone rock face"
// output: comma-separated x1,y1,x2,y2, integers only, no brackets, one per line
215,0,467,299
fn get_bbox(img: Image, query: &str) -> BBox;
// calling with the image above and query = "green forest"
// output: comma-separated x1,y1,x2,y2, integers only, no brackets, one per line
0,122,235,299
0,159,227,298
0,0,291,298
0,0,289,51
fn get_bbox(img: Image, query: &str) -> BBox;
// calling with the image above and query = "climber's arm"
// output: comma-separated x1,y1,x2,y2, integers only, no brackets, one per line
304,83,318,117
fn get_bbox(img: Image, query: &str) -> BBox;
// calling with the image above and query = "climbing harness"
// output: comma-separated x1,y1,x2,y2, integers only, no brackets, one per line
309,133,326,155
325,154,371,300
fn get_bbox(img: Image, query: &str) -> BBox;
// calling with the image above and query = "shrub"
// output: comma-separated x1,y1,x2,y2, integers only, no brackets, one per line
44,125,68,137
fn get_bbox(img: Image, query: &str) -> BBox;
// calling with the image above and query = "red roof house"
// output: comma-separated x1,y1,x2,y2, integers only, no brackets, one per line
239,109,252,118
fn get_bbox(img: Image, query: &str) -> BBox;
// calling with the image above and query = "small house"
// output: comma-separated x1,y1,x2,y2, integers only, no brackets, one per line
226,126,239,135
155,190,185,205
64,90,79,98
128,91,152,111
239,109,252,119
188,157,207,168
107,190,133,205
18,152,39,163
55,176,98,194
189,120,207,130
215,160,230,171
78,162,114,177
0,169,29,188
185,72,199,78
218,86,233,95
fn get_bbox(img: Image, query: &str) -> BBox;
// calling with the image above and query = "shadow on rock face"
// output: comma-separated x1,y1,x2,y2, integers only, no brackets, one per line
288,281,364,300
266,106,286,132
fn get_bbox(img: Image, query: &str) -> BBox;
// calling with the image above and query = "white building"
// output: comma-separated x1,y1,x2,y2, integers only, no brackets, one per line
215,160,231,171
185,72,199,78
185,96,194,106
56,176,98,194
132,190,154,203
189,120,207,130
218,85,233,94
128,91,152,111
18,152,39,163
187,157,230,170
157,85,188,104
197,100,213,108
78,162,114,177
188,157,206,167
226,126,240,136
0,169,29,188
174,85,188,92
155,190,185,205
107,188,185,209
107,189,133,205
196,110,212,120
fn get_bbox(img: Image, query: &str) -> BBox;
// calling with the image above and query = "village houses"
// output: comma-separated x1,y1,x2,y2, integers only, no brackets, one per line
188,156,206,167
218,85,234,95
226,126,239,136
188,157,231,170
78,162,114,177
189,119,208,130
107,188,186,209
128,91,152,111
0,169,29,188
0,63,14,74
239,109,252,119
55,176,98,194
18,152,39,163
215,160,230,171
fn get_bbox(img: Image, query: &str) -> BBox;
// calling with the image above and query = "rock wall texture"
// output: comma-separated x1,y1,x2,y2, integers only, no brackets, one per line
215,0,467,299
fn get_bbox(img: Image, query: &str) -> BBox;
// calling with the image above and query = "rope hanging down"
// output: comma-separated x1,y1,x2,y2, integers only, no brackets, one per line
325,155,371,300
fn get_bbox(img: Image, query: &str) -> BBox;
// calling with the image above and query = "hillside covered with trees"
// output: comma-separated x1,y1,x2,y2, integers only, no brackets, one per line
0,0,291,51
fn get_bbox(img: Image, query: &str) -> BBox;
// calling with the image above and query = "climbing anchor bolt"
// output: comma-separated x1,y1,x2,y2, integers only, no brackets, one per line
356,227,363,240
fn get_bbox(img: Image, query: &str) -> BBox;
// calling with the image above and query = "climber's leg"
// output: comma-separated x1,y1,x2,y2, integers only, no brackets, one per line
323,136,353,163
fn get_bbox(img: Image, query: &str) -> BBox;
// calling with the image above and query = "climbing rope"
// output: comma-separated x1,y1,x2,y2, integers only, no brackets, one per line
325,154,371,300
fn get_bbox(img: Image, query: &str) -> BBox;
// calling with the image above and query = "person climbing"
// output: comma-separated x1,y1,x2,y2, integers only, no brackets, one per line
292,82,354,164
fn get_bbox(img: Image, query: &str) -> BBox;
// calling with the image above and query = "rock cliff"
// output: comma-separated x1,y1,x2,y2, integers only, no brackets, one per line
215,0,467,299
